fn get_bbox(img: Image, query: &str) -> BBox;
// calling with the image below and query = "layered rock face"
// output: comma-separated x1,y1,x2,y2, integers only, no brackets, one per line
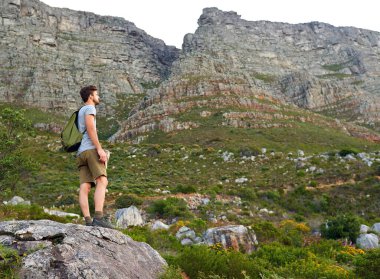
0,220,167,279
111,8,380,142
0,0,179,115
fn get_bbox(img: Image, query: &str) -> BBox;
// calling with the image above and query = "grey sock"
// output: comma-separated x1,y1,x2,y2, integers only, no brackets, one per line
84,216,92,224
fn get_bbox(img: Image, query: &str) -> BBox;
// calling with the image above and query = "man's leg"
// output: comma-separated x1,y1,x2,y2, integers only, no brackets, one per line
94,175,108,213
79,182,92,225
92,175,113,228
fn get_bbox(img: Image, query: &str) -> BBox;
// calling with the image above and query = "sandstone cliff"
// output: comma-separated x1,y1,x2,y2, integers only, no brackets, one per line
0,0,179,115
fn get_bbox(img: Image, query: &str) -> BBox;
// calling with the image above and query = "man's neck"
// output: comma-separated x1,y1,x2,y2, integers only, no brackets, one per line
84,101,95,106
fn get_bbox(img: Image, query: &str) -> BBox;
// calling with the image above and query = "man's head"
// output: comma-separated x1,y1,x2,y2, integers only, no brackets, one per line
80,85,99,105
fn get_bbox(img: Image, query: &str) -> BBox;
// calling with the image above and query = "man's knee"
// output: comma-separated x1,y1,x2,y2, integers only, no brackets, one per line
80,183,91,194
96,175,108,187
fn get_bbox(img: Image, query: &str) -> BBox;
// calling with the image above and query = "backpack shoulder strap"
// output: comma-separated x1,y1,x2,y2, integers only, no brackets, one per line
76,107,86,134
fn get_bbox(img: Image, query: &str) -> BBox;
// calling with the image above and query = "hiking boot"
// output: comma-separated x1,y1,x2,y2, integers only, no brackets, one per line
85,222,93,227
92,217,114,229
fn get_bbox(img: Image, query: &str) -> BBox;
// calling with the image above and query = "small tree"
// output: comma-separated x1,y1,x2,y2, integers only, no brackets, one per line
320,214,361,243
0,107,34,192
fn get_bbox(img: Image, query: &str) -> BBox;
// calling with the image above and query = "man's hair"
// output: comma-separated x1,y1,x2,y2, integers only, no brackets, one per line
80,85,97,102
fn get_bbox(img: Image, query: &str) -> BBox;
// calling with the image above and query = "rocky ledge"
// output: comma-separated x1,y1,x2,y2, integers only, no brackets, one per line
0,220,167,279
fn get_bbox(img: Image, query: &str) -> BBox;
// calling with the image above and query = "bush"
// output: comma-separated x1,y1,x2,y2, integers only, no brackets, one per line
159,265,183,279
278,220,310,247
148,197,191,219
354,248,380,279
115,194,143,209
172,184,197,194
123,226,181,252
252,243,309,267
252,221,279,244
176,245,267,279
338,149,359,157
321,214,361,243
0,244,21,278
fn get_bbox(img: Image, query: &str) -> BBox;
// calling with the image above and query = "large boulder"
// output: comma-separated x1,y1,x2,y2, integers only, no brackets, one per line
0,220,167,279
115,206,144,228
356,233,379,250
203,225,258,254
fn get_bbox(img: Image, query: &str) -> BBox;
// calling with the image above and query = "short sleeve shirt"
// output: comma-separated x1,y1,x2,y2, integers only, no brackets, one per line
77,105,96,155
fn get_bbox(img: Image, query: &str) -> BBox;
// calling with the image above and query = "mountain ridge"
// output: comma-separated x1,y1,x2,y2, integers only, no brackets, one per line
1,1,379,142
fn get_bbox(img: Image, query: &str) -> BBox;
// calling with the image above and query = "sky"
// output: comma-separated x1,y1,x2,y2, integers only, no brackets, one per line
41,0,379,48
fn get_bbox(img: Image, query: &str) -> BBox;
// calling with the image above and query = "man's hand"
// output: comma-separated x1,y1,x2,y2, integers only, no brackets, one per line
97,148,107,164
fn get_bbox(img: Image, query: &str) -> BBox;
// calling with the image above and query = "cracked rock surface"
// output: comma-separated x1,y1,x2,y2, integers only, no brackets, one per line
0,220,167,279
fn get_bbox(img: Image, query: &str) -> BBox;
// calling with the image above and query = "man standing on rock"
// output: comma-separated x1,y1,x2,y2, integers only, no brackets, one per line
76,85,112,228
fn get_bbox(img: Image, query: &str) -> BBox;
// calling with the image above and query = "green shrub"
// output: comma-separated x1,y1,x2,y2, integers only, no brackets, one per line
0,244,21,278
252,243,309,267
252,221,279,244
176,245,267,279
159,265,183,279
277,257,352,278
321,214,361,243
354,248,380,279
115,194,143,208
148,197,191,219
172,184,197,194
123,226,181,252
187,218,207,234
338,149,359,157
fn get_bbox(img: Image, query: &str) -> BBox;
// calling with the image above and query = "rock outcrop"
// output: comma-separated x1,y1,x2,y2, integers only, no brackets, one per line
0,220,167,279
0,0,179,116
203,225,258,254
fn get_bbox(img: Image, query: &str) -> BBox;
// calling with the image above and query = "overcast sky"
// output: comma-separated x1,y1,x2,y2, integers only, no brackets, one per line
41,0,379,48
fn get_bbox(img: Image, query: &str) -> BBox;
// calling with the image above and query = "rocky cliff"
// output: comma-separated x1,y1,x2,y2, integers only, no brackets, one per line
0,0,179,115
111,8,380,142
1,2,379,140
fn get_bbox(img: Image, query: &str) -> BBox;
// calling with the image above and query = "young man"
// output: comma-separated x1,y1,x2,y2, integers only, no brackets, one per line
76,85,112,228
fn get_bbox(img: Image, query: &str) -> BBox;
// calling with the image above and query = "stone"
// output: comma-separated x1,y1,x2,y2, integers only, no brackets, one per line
151,221,170,231
203,225,258,254
176,226,196,240
8,196,30,206
371,223,380,234
181,238,193,246
0,220,167,279
360,224,370,234
115,206,144,228
356,233,379,250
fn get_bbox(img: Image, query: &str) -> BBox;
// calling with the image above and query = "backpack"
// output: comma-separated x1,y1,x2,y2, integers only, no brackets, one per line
61,109,84,152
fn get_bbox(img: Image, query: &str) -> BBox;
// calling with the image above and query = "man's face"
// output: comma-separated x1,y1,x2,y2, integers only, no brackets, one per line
91,90,100,105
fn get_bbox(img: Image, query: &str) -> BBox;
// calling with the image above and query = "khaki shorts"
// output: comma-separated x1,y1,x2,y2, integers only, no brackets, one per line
76,149,107,186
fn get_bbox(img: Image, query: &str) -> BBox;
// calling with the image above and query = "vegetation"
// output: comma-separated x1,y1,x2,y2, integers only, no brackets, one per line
0,103,379,278
0,107,36,193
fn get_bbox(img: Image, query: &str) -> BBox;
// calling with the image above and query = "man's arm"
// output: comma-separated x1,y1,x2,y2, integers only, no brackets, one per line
85,114,107,164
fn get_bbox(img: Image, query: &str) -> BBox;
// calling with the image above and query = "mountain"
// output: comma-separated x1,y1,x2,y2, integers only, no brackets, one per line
1,1,379,143
0,0,179,116
110,8,380,143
